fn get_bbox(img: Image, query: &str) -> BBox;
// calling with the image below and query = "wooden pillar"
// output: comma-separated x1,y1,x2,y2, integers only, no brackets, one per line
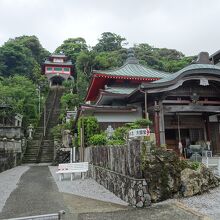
154,101,160,147
205,115,210,141
159,102,165,145
144,91,149,119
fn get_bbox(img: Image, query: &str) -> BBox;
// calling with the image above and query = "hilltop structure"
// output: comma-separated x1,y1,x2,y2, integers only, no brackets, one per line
43,54,73,86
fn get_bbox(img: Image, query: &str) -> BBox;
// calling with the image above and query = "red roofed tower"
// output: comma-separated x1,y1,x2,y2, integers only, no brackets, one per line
43,54,73,86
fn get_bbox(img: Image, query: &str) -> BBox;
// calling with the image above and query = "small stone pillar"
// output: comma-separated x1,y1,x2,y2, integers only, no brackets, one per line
28,124,33,139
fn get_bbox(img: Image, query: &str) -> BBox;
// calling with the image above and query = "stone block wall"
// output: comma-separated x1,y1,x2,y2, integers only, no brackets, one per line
88,165,151,207
0,148,21,173
0,126,23,139
84,140,142,178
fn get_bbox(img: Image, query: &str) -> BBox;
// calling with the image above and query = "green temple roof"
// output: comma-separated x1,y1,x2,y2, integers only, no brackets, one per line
93,49,169,79
105,87,136,95
94,62,169,79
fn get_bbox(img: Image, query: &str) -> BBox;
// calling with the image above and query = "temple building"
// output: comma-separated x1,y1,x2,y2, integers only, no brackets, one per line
76,50,220,154
76,50,169,129
43,54,73,86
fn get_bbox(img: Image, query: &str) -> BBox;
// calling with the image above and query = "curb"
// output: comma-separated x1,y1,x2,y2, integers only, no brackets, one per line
173,201,212,220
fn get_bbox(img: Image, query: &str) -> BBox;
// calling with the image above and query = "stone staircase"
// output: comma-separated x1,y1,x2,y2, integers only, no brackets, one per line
23,87,64,164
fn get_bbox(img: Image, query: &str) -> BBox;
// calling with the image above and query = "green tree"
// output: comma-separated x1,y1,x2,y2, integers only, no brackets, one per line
55,37,88,62
94,32,127,52
0,75,40,127
0,35,50,79
78,116,99,147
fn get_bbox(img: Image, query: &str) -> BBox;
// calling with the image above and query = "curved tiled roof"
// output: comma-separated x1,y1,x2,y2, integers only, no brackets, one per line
94,63,169,79
104,87,136,95
152,64,220,84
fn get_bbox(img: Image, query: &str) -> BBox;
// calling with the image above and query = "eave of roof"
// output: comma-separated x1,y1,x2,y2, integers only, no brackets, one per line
81,104,137,111
104,87,137,95
50,54,67,58
44,60,73,66
141,63,220,89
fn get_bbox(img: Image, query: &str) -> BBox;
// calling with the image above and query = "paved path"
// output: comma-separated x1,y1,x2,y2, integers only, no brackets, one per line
0,166,29,213
78,202,209,220
0,166,73,219
0,165,212,220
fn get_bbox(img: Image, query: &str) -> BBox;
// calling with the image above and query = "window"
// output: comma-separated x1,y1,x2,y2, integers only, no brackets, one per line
46,67,52,71
64,68,70,72
54,67,62,71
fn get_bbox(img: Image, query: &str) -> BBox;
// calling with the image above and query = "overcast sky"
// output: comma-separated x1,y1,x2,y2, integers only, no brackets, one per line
0,0,220,56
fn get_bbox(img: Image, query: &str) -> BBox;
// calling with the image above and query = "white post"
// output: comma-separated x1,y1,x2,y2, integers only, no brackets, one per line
218,159,220,176
73,147,76,162
206,157,209,168
70,148,73,163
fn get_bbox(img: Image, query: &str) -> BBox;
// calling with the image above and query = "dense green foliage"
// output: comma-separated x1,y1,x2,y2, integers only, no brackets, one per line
77,116,99,147
0,32,194,135
0,75,42,127
93,32,127,52
0,36,49,79
89,133,107,146
55,37,88,63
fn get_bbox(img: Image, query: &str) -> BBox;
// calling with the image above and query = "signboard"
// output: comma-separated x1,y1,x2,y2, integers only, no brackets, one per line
129,128,150,138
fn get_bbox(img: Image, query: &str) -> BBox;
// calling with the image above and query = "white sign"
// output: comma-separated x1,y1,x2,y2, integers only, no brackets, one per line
129,128,150,138
200,78,209,86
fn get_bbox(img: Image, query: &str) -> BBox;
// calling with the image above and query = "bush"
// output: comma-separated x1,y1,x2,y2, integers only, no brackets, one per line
134,118,152,127
107,139,125,145
89,133,107,146
78,116,99,147
112,126,128,141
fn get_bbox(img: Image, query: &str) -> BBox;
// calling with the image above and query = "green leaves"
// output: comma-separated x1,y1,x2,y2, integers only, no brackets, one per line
89,133,107,146
0,35,49,79
93,32,127,52
0,75,41,127
77,116,99,147
55,37,88,62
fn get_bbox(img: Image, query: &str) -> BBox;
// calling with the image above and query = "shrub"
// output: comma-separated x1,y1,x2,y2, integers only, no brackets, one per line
107,139,125,145
112,126,128,141
89,133,107,146
78,116,99,147
134,118,152,127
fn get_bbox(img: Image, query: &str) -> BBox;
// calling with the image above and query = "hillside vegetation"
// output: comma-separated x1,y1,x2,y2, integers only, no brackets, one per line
0,32,194,130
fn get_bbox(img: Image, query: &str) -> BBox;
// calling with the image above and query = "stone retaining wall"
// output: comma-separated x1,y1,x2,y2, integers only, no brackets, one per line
88,164,151,207
85,140,142,178
0,148,21,173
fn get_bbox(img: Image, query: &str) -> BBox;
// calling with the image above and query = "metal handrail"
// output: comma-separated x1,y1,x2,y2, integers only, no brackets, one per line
7,210,65,220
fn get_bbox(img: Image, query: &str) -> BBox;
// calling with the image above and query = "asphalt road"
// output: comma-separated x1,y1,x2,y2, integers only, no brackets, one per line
78,203,210,220
0,166,72,219
0,166,210,220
